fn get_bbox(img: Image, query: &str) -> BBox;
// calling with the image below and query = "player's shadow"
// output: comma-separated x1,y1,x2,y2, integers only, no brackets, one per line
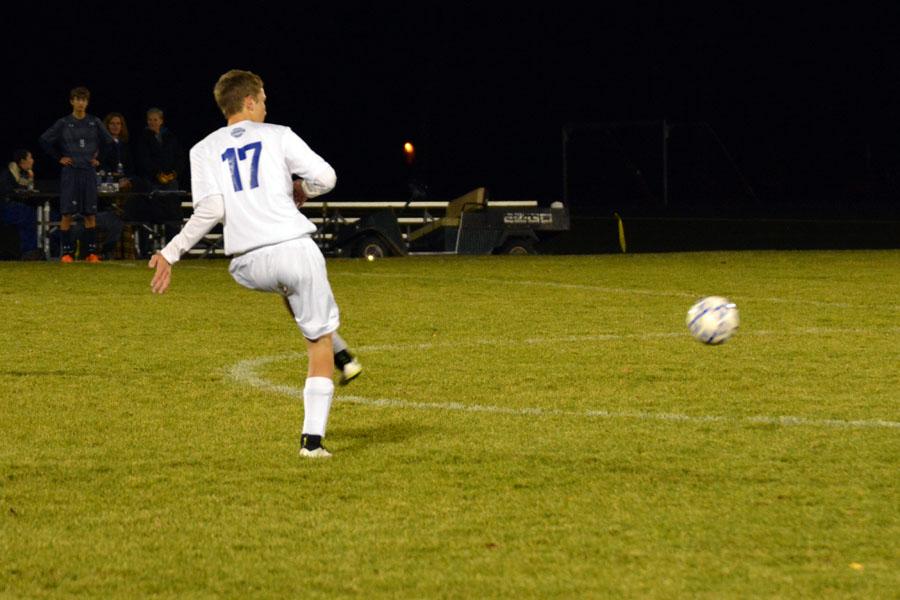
334,420,432,452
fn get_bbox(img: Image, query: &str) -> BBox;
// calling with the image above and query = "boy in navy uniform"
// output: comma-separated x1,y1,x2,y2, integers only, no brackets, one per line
40,87,114,262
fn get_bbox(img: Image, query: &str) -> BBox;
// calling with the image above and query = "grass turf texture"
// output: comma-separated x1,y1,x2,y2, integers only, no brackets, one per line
1,250,898,598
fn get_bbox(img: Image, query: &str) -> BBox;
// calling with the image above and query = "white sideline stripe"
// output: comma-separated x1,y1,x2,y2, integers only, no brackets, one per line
336,272,900,311
227,332,900,431
342,327,896,353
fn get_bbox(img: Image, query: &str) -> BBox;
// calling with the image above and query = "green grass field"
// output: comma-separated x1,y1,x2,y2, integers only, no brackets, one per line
1,250,898,598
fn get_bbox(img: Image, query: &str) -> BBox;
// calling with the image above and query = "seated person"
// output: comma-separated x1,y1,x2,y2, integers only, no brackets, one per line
0,149,42,260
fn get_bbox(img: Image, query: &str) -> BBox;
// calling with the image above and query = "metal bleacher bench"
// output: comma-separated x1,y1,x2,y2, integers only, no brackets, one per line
181,196,539,258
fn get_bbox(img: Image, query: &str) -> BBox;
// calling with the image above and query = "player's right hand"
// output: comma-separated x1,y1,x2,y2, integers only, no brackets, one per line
149,253,172,294
60,157,73,166
293,179,307,208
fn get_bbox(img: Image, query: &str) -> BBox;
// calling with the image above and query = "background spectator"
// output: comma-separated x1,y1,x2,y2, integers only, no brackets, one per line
100,112,136,191
136,107,186,191
98,112,137,258
0,149,41,260
129,107,185,256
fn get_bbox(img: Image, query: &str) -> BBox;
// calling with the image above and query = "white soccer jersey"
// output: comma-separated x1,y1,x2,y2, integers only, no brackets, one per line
161,120,335,263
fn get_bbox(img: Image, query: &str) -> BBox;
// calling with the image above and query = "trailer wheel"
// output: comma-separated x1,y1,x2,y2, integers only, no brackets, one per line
356,235,388,259
498,238,536,255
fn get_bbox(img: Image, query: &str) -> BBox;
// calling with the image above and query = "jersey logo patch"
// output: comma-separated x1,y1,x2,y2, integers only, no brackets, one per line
231,127,245,138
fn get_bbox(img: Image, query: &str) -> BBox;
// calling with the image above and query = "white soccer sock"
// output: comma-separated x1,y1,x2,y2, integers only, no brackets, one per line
302,376,334,437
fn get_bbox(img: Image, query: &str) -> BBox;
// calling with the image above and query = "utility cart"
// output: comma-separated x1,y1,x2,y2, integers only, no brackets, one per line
307,188,569,258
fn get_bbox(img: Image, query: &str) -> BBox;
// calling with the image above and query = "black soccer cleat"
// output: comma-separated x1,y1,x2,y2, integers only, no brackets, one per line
300,434,332,458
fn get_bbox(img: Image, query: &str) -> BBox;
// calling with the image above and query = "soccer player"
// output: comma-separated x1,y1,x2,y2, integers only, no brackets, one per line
149,69,342,458
40,87,114,262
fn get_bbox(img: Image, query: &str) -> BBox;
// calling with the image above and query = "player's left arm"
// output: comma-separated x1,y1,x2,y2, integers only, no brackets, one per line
149,193,223,294
282,128,336,199
149,253,172,294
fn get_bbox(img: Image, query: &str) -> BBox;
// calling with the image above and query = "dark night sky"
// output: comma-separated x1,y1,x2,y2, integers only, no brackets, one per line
5,3,900,212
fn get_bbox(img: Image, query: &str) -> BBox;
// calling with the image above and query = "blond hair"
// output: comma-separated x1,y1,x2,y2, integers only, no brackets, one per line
213,70,264,118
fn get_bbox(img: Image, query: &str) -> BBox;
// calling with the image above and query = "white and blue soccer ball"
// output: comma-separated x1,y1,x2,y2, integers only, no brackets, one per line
686,296,739,344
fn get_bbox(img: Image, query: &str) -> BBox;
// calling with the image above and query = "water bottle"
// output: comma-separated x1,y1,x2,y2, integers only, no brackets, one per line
117,162,124,177
97,170,104,191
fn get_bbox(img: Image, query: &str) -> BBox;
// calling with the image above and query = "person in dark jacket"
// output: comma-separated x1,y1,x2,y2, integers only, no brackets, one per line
130,108,186,256
135,107,186,191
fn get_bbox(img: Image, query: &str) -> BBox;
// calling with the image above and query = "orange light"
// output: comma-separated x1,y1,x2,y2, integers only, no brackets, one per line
403,141,415,166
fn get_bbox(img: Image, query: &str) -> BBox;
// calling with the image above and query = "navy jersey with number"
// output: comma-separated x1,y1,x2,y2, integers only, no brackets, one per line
40,114,114,170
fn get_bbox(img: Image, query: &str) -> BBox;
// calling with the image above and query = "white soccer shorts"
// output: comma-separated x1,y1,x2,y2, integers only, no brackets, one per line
228,236,340,340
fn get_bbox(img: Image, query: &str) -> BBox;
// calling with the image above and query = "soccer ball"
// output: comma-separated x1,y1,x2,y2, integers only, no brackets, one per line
686,296,739,344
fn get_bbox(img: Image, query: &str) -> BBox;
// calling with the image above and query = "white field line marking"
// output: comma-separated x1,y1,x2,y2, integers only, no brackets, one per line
333,327,897,353
337,272,900,311
228,331,900,431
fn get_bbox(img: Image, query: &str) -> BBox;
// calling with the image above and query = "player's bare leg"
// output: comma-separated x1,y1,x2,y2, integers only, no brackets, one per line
283,295,362,384
300,333,335,458
306,333,334,378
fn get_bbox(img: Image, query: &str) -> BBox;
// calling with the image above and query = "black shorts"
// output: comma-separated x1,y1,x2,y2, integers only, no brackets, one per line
60,168,98,216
